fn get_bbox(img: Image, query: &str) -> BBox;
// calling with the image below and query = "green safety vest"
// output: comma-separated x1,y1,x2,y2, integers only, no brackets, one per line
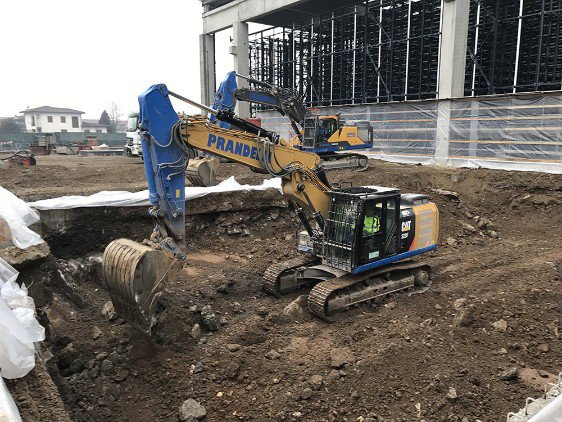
363,215,380,235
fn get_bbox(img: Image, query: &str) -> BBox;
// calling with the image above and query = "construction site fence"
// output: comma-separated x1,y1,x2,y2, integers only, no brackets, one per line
256,91,562,174
0,132,127,151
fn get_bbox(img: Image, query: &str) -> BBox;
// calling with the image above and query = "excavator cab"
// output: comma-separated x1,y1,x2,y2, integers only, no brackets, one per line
323,187,438,274
302,115,338,149
323,188,400,273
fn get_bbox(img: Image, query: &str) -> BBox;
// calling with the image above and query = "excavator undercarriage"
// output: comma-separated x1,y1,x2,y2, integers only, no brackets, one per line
264,258,432,319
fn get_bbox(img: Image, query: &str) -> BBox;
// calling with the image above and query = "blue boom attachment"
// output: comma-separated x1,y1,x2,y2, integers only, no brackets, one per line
138,84,190,259
210,71,238,129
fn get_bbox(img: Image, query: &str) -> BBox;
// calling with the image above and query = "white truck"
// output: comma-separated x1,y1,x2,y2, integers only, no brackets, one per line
124,112,142,158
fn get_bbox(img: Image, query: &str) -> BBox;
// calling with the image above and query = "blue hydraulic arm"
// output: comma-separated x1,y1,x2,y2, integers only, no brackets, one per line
210,71,238,129
136,83,282,259
137,84,193,259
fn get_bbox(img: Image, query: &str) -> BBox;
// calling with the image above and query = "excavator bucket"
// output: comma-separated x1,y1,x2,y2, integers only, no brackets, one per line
102,238,180,334
185,156,219,187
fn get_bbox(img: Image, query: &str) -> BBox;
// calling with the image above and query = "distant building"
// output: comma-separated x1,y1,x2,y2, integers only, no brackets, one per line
115,120,127,133
0,115,25,131
20,106,84,133
82,119,109,134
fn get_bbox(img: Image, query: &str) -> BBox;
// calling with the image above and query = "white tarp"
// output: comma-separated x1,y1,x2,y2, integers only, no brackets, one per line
29,176,283,210
0,187,44,249
0,258,45,380
0,377,21,422
258,91,562,174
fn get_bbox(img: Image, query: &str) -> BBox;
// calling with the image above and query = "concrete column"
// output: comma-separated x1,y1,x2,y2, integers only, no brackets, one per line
438,0,470,99
435,0,470,166
232,21,250,117
200,33,216,107
435,100,452,166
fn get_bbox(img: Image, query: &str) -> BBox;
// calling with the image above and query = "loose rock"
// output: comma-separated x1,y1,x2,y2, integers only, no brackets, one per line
537,344,549,353
191,324,202,339
300,387,313,400
492,319,508,332
112,367,129,382
179,399,207,421
330,347,355,369
452,298,467,311
453,308,474,327
201,306,220,331
282,295,307,319
92,326,102,340
499,367,519,381
446,387,458,400
227,343,241,352
265,350,281,360
101,301,117,321
224,362,240,380
309,374,323,390
256,306,269,316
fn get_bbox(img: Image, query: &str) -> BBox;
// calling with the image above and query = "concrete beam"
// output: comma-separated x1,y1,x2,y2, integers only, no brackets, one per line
202,0,306,33
232,21,250,117
438,0,470,99
200,33,216,106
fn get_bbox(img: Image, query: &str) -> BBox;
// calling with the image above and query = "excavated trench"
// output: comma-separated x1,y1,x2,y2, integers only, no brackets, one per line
4,162,562,422
8,188,300,421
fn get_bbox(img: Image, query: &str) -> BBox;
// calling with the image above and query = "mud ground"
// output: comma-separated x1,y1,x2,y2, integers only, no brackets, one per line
1,155,560,421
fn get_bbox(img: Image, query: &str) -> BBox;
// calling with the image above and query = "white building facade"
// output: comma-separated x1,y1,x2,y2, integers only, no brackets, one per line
20,106,84,133
81,119,108,133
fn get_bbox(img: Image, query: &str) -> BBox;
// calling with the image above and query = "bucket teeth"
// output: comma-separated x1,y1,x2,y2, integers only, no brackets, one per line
102,238,180,334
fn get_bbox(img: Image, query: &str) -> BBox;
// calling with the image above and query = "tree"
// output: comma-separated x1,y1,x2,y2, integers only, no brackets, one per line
98,110,113,132
0,118,21,133
109,102,122,133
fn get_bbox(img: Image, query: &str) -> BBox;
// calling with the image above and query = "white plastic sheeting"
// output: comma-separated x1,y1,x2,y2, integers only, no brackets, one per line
257,91,562,173
0,377,21,422
0,258,45,380
0,187,44,249
30,177,283,210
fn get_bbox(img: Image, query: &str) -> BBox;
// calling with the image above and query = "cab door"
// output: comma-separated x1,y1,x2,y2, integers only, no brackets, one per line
358,196,400,265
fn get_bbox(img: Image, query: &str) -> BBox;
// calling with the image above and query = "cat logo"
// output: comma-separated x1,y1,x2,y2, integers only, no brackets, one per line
401,221,411,232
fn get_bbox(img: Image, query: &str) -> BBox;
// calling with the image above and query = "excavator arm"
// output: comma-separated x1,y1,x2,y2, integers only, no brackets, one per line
233,74,306,129
103,84,329,333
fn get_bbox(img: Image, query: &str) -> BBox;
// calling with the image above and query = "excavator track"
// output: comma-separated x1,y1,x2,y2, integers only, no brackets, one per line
263,255,321,297
308,261,432,320
320,153,369,172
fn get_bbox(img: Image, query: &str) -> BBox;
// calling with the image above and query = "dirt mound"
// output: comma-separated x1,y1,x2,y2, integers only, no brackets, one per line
7,158,561,421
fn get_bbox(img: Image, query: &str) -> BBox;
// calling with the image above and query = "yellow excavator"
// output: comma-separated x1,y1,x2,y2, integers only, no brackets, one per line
102,84,439,334
288,114,372,170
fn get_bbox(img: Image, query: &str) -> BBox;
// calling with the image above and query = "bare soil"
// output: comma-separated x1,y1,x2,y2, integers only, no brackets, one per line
2,155,561,421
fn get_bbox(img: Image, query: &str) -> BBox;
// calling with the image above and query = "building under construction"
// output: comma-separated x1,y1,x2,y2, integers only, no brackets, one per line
200,0,562,172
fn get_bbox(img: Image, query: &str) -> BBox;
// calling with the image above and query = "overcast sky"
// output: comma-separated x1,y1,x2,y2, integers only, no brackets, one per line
0,0,243,119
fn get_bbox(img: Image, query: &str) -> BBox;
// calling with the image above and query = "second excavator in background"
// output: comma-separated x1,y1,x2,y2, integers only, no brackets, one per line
208,72,373,171
101,84,438,334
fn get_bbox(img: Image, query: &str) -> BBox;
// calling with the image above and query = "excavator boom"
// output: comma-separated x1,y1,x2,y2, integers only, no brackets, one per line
103,84,331,332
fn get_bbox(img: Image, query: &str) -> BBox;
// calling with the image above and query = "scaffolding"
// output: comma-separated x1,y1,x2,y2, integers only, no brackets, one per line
248,0,442,109
249,0,562,107
466,0,562,96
